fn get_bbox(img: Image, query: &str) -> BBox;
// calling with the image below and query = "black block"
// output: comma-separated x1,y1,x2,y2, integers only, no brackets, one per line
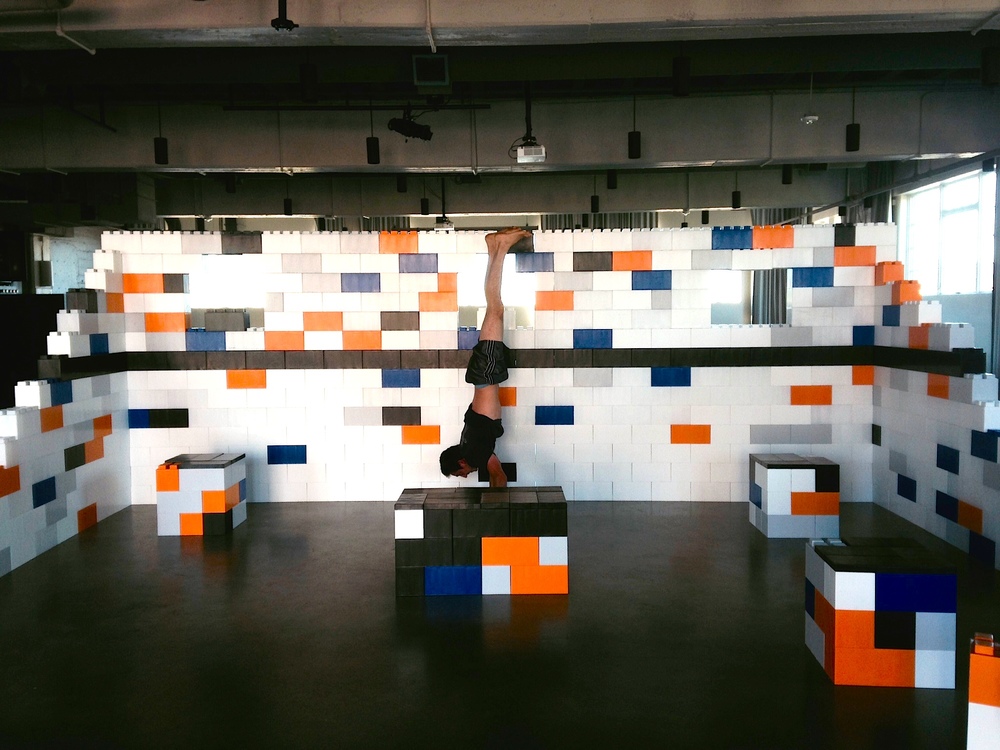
539,507,568,536
872,424,882,446
874,610,915,650
396,567,425,597
382,406,421,426
834,224,856,247
203,510,234,536
246,351,285,370
64,443,86,471
285,350,324,369
511,507,541,536
162,274,189,294
381,311,421,331
363,351,401,369
395,539,452,567
400,350,439,369
324,350,364,369
423,509,452,538
66,289,98,313
814,465,840,493
452,537,482,566
205,351,246,370
573,251,613,272
221,232,263,255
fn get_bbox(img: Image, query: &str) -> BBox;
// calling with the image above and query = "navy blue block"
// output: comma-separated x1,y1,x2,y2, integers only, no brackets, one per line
86,333,108,356
267,445,307,465
792,267,835,288
458,327,480,350
398,253,438,274
936,444,960,474
535,405,575,426
425,566,482,596
632,270,671,291
127,409,151,429
32,477,57,509
238,478,247,502
969,531,997,566
875,572,957,613
882,306,901,327
711,226,753,250
750,483,762,508
185,330,226,352
805,579,815,618
515,252,554,273
651,367,692,387
897,473,917,502
341,273,381,293
853,326,875,346
935,491,959,522
48,379,73,406
573,329,613,349
382,369,421,388
970,430,999,462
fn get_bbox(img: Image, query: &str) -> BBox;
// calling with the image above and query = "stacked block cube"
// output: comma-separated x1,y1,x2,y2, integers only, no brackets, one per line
394,486,568,596
749,453,840,538
156,453,248,536
968,633,1000,750
804,538,957,688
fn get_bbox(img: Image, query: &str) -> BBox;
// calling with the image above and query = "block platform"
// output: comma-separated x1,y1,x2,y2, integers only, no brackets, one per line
749,453,840,538
968,633,1000,750
394,486,568,597
156,452,247,536
805,537,957,688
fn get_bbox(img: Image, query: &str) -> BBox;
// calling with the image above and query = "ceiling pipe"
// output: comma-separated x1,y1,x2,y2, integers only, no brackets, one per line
55,10,95,54
425,0,436,53
0,0,73,12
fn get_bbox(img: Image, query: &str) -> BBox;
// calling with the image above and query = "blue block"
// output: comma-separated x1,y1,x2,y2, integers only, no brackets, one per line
792,267,834,288
853,326,875,346
185,330,226,352
632,270,671,291
425,566,482,596
882,306,901,327
875,573,957,613
712,226,753,250
936,444,960,474
49,379,73,406
535,405,575,426
88,333,109,355
935,491,959,522
750,483,762,508
805,579,815,618
458,328,480,350
127,409,150,429
651,367,691,387
32,477,57,509
515,252,554,273
969,531,996,566
897,473,917,502
267,445,307,465
382,369,421,388
573,329,613,349
341,273,381,293
238,478,247,501
970,430,999,462
398,254,438,274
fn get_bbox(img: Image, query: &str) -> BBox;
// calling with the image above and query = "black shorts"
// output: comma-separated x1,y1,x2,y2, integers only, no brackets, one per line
465,339,510,386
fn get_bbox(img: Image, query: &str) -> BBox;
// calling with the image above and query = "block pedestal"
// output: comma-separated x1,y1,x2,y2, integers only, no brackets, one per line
805,538,957,688
156,452,247,536
394,486,568,597
749,453,840,538
968,633,1000,750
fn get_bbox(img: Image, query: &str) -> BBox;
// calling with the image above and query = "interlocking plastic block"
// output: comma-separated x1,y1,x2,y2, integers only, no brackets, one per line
792,267,834,288
631,270,671,290
936,444,960,474
711,226,752,250
853,326,875,346
157,453,247,537
267,445,307,464
381,369,421,388
897,474,917,502
425,566,482,595
535,405,574,425
185,330,226,352
515,253,554,273
968,634,1000,750
399,253,439,273
341,273,381,293
749,454,840,538
31,476,57,509
572,329,613,349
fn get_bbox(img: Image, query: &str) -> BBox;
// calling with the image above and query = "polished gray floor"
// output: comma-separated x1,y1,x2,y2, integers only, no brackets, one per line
0,501,997,749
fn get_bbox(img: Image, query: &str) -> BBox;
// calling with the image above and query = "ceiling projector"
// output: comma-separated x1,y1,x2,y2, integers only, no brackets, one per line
516,143,546,163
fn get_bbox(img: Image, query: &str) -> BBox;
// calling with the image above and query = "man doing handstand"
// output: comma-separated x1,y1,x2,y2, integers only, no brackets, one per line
439,227,530,488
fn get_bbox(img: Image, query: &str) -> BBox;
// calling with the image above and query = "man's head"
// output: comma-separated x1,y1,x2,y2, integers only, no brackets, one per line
440,445,475,478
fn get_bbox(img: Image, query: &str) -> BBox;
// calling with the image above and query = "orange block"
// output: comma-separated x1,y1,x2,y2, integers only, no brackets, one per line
303,311,344,331
105,293,124,313
908,325,930,350
84,438,104,463
792,491,839,516
875,261,905,285
834,246,877,267
179,513,204,536
612,251,652,271
927,373,950,399
378,231,419,254
265,331,304,351
419,291,458,312
834,648,915,687
144,312,187,333
511,564,569,595
39,405,63,433
752,225,794,249
670,424,711,444
535,291,575,311
401,425,441,445
0,464,21,498
498,387,517,407
852,365,875,386
834,610,875,649
813,590,836,674
790,385,833,406
122,273,164,294
957,501,984,535
892,280,921,304
970,651,1000,708
77,503,98,533
93,414,113,439
202,490,226,513
156,464,180,492
343,330,382,350
437,273,458,293
225,482,242,510
482,537,539,566
227,369,267,389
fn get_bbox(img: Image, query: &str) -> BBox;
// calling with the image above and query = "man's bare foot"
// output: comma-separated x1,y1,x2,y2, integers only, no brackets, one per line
486,227,531,258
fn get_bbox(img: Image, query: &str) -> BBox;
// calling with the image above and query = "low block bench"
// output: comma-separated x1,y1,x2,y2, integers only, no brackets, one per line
156,452,247,536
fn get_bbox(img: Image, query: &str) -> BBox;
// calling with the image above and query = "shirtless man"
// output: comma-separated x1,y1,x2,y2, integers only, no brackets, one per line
439,227,531,487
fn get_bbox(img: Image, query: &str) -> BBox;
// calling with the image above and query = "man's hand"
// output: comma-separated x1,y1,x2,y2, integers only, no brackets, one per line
487,454,507,488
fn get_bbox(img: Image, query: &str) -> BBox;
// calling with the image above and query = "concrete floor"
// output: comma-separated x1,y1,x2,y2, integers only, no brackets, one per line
0,501,997,749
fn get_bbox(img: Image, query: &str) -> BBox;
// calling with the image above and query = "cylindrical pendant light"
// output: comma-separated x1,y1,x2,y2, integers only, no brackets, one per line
628,95,641,159
731,173,741,210
845,88,860,153
366,104,380,165
781,164,793,185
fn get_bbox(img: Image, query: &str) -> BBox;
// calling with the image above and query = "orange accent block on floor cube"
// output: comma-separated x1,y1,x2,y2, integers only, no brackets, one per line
970,649,1000,708
265,331,304,351
927,373,950,399
535,291,574,311
612,250,652,271
752,225,794,249
791,491,839,516
511,565,569,595
39,405,63,433
379,231,419,254
834,648,916,688
303,311,343,331
202,490,226,514
227,369,267,389
834,610,875,650
790,385,833,405
401,425,440,445
77,503,98,532
179,513,204,536
671,424,711,444
0,465,20,498
852,365,875,386
156,464,180,492
875,261,905,285
482,537,539,567
498,387,517,407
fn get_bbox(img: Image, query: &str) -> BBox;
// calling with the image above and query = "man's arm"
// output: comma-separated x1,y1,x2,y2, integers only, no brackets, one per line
486,453,507,488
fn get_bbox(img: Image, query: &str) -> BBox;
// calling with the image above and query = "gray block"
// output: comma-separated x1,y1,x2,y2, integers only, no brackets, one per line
574,368,613,387
890,369,910,391
0,547,10,577
812,287,855,307
750,424,791,443
764,515,817,538
35,524,59,556
889,450,907,474
915,612,956,651
204,310,248,332
984,462,1000,491
788,424,833,444
814,516,840,539
45,498,68,525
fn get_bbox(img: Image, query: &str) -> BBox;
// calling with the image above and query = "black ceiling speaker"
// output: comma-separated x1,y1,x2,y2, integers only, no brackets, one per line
781,164,793,185
420,197,430,215
396,175,407,193
628,94,641,159
701,210,709,225
731,190,741,210
838,205,848,217
863,196,874,209
983,158,996,173
591,194,600,213
154,100,168,165
195,216,206,231
606,170,618,190
283,197,293,216
846,122,861,153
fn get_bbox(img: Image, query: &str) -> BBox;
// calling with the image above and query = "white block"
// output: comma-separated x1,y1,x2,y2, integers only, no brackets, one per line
968,702,1000,750
914,649,955,689
832,570,875,611
539,536,568,566
394,508,423,539
481,565,511,595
